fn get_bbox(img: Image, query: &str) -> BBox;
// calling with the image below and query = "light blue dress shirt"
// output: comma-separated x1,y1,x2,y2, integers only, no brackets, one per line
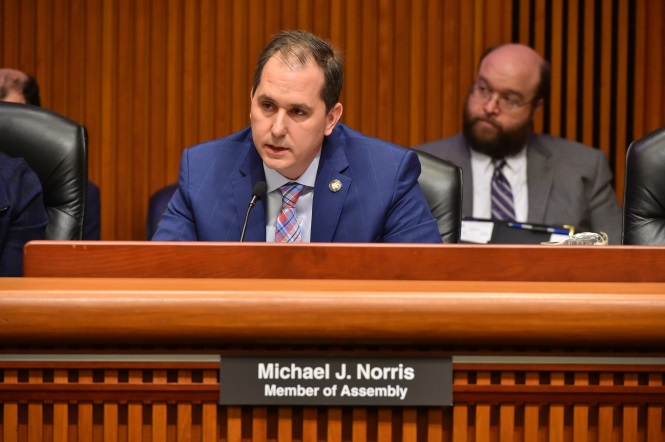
263,150,321,242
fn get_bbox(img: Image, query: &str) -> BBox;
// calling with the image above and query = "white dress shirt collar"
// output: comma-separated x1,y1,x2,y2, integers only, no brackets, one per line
263,149,321,191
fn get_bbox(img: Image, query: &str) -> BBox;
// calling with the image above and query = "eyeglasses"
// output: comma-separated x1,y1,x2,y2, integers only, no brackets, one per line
471,82,535,112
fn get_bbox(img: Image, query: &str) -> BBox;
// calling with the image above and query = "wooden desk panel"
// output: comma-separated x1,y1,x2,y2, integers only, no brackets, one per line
23,241,665,282
2,277,665,348
2,277,665,441
10,242,665,441
1,354,664,441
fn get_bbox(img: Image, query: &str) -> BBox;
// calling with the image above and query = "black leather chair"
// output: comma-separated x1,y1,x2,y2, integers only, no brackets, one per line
146,183,177,239
0,102,88,240
145,152,463,243
623,126,665,245
415,150,463,243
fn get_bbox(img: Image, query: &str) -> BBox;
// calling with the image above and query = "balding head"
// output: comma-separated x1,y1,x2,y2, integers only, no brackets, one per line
0,68,41,106
479,44,550,103
462,44,549,158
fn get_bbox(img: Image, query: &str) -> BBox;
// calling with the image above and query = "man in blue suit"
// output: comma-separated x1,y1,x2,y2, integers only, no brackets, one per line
154,30,441,243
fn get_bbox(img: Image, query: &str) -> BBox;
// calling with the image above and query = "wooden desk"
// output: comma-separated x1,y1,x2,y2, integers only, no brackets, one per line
6,244,665,441
2,277,665,347
23,241,665,281
2,275,665,441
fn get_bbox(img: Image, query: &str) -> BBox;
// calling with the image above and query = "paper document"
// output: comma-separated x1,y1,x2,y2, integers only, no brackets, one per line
461,220,494,243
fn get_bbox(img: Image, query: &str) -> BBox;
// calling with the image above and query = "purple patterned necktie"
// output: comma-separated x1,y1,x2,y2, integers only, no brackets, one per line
491,159,516,221
275,182,304,242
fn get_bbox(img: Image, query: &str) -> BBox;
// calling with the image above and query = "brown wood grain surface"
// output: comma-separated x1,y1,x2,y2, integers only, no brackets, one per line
2,276,665,347
23,241,665,282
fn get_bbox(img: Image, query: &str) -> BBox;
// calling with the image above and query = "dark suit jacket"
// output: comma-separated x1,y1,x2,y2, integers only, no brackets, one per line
154,123,442,243
417,133,622,244
0,151,48,276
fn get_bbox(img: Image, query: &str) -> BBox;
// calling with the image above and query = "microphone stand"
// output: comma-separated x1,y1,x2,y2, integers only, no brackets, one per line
240,182,267,242
240,196,259,242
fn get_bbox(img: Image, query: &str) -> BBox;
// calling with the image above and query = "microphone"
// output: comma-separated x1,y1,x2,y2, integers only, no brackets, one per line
240,181,268,242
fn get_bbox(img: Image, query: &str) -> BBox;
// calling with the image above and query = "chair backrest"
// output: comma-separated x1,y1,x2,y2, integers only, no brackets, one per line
623,126,665,245
0,102,88,240
415,150,463,243
146,183,177,239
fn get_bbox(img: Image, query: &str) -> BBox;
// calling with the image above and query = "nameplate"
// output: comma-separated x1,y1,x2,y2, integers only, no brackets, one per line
219,356,452,406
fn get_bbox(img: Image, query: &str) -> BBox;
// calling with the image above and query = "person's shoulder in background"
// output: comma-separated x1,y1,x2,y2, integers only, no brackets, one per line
0,151,47,276
83,180,101,240
414,133,467,162
530,133,610,164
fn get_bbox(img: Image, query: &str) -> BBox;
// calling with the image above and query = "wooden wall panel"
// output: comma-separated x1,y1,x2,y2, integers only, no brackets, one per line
643,0,663,136
599,1,613,161
532,0,545,134
363,0,379,137
614,0,629,199
424,0,442,143
2,363,665,441
441,0,460,137
565,0,579,141
581,0,595,149
409,0,425,147
377,0,395,142
1,0,664,239
549,0,563,138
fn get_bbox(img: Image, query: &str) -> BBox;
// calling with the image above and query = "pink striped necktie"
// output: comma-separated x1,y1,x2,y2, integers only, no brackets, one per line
275,182,304,242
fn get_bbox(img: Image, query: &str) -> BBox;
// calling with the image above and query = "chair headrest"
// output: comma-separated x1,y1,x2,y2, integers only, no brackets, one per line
623,126,665,245
0,102,88,239
146,183,178,240
415,150,463,243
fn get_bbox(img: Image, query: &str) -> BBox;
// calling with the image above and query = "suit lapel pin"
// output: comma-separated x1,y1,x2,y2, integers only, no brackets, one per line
329,179,342,192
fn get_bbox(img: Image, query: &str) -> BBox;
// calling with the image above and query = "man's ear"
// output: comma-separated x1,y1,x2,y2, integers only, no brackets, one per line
249,90,255,121
324,103,343,136
531,98,544,117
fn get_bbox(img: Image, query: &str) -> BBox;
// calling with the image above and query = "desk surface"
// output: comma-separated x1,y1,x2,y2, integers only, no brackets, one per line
23,241,665,282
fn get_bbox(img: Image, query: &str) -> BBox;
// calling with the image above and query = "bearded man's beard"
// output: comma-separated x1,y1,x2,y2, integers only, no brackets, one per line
462,105,532,158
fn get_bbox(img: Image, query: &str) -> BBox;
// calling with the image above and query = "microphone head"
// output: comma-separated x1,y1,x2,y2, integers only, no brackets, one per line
252,181,268,200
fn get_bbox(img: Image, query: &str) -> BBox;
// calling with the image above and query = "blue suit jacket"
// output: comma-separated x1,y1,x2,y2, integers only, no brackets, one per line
0,151,47,276
154,123,441,243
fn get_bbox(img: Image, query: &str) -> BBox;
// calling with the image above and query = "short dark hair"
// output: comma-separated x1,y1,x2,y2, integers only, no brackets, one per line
535,59,551,103
479,45,551,103
0,71,41,107
22,75,41,107
251,30,343,113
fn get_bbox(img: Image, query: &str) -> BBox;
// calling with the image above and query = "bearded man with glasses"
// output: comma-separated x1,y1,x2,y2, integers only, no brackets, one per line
416,43,621,244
